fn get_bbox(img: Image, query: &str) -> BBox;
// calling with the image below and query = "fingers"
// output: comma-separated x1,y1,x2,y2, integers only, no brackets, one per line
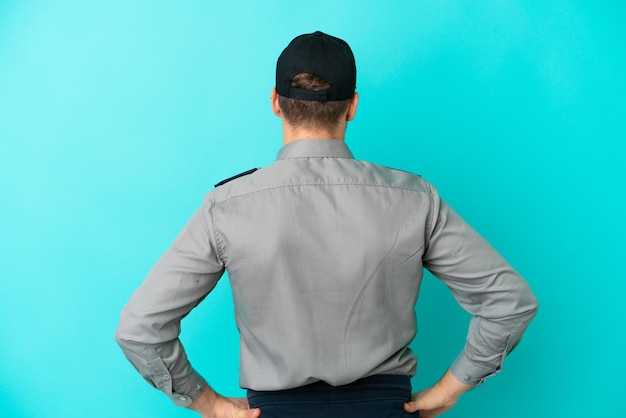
228,397,251,409
404,387,456,418
404,401,419,413
227,397,260,418
201,396,260,418
245,408,261,418
403,403,440,418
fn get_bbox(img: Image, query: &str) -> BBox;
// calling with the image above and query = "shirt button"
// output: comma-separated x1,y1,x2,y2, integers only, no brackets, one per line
180,396,188,401
463,374,471,381
163,374,170,380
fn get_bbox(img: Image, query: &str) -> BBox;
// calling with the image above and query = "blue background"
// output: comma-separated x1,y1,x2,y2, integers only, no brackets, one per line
1,1,624,417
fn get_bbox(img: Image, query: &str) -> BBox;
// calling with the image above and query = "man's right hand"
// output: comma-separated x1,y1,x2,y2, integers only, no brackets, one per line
188,386,261,418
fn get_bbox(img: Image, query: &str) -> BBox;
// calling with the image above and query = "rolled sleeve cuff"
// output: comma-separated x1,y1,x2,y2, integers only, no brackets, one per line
146,356,208,407
171,368,208,407
449,351,498,386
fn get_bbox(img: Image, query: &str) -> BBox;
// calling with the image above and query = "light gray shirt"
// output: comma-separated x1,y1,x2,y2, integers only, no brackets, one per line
115,139,538,407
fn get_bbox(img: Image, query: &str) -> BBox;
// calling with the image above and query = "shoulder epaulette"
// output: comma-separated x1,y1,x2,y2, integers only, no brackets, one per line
381,165,421,177
214,168,258,188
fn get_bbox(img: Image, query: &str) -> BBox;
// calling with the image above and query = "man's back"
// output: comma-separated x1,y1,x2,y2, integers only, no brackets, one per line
215,139,430,390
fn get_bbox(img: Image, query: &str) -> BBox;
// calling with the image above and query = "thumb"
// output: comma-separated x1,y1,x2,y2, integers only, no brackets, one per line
403,400,419,413
404,389,429,413
404,388,444,412
243,408,261,418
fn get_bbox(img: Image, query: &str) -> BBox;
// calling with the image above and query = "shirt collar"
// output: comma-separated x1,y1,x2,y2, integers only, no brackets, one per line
276,139,355,161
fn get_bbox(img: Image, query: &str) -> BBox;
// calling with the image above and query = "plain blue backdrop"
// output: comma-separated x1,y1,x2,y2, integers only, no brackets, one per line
1,1,624,417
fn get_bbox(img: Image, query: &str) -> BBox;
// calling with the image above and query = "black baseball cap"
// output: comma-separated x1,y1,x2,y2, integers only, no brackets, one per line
276,31,356,102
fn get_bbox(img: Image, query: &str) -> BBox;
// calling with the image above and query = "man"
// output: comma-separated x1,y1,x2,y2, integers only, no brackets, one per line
115,31,538,418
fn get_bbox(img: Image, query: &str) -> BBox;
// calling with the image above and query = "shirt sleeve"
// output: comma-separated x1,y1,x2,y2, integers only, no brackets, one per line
115,194,225,406
423,190,538,386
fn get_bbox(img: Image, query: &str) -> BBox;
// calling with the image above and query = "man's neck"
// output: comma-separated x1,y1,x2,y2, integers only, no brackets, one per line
282,124,346,145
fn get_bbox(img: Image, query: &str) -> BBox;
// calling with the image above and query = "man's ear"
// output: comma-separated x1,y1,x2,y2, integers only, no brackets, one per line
270,88,282,118
346,92,359,121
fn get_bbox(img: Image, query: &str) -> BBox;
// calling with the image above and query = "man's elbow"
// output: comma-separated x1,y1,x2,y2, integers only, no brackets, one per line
114,322,129,354
114,310,135,352
114,324,126,347
522,289,539,323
